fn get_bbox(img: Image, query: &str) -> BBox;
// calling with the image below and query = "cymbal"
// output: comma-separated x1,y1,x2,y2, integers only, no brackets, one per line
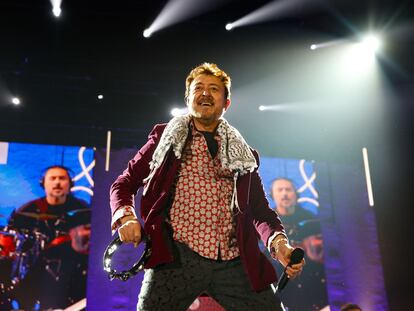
66,208,91,228
66,208,91,216
16,212,59,220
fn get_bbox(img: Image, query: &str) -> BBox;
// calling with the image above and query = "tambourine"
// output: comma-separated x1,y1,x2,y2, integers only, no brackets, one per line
103,233,152,281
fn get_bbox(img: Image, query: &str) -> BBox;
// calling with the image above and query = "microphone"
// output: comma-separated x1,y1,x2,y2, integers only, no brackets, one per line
273,247,304,293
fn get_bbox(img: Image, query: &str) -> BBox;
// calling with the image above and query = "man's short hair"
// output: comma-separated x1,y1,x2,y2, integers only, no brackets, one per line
271,177,297,191
185,62,231,100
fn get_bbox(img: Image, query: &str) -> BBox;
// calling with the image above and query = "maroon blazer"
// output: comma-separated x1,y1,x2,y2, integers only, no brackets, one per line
110,123,286,291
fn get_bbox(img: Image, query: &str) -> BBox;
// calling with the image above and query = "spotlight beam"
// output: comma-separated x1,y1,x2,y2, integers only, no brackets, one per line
309,38,349,50
228,0,323,30
258,102,326,112
143,0,227,37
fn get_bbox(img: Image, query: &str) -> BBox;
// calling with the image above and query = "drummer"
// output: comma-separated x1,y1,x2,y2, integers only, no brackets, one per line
4,166,91,310
12,207,91,310
8,165,88,241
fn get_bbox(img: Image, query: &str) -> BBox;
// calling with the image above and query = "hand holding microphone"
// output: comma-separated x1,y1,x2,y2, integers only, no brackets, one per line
275,247,305,293
270,237,305,293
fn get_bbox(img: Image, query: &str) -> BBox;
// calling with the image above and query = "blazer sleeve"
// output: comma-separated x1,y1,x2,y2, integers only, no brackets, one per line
109,124,165,218
249,151,286,247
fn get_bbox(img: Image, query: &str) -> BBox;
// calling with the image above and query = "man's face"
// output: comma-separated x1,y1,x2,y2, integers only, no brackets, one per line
43,167,71,200
186,74,230,126
271,179,297,215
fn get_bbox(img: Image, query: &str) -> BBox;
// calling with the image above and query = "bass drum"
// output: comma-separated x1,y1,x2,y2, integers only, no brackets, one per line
0,231,17,259
0,231,16,282
0,231,17,311
12,238,88,310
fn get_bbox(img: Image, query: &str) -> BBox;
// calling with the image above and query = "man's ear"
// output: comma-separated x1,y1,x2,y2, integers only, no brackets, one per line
225,99,231,111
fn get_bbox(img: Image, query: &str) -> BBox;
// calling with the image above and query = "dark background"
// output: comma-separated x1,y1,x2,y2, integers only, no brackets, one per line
1,1,413,309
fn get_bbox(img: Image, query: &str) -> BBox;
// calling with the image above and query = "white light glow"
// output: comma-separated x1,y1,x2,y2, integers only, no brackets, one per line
361,34,381,54
344,43,376,69
310,44,317,50
12,97,21,105
50,0,62,18
97,94,104,100
339,34,382,71
52,7,61,17
258,105,265,111
143,29,152,38
171,107,188,117
225,23,233,31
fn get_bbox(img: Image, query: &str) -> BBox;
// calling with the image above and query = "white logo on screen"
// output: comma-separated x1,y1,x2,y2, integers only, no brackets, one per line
0,142,9,164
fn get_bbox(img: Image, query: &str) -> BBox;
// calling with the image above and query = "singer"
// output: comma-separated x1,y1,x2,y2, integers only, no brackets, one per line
109,63,304,311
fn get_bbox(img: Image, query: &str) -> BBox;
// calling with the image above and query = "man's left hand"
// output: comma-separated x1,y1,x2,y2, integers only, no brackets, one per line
271,237,305,279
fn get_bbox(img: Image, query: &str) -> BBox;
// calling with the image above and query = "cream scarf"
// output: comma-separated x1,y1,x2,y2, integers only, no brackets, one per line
143,115,257,210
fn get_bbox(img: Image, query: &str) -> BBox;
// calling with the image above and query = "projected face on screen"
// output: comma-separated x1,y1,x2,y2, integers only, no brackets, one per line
43,167,72,204
271,178,298,216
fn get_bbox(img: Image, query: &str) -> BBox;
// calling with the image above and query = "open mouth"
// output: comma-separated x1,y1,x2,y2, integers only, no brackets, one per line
199,102,213,106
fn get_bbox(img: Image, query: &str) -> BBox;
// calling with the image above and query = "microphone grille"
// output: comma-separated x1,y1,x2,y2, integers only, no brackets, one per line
290,248,305,264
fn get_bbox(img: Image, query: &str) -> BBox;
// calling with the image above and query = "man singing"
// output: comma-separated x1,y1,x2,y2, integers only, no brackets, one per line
110,63,304,311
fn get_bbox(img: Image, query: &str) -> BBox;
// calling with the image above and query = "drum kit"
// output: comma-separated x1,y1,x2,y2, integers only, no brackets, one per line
0,209,90,310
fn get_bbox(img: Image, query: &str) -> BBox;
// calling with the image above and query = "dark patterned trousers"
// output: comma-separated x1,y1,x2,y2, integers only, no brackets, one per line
137,242,284,311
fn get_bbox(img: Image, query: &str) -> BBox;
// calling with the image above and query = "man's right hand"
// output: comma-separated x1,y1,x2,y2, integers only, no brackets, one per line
118,215,142,247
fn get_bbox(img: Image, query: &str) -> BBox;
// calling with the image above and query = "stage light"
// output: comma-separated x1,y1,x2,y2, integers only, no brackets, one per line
143,28,152,38
171,107,188,117
225,23,234,31
258,105,265,111
310,44,317,50
52,7,61,17
361,34,381,54
97,94,104,100
11,97,21,105
344,35,381,68
50,0,62,18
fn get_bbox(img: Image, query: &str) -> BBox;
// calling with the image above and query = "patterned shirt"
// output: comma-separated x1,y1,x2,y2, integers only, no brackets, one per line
169,125,240,260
